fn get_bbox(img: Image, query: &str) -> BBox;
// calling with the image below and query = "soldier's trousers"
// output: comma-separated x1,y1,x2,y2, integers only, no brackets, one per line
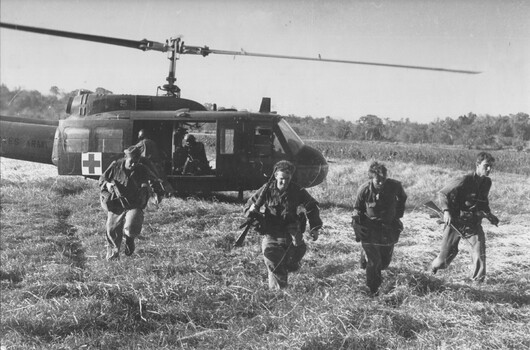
361,242,394,294
431,224,486,282
262,235,306,290
105,208,144,260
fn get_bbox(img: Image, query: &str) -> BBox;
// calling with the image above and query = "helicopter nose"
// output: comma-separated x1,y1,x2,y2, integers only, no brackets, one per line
294,145,329,188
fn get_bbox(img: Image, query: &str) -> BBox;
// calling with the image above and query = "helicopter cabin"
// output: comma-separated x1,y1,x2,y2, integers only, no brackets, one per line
52,96,306,194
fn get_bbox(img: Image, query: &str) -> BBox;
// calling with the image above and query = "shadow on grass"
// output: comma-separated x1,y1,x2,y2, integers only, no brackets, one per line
312,259,358,279
173,191,242,204
51,207,87,270
318,201,354,210
382,267,530,306
445,281,530,306
0,267,25,283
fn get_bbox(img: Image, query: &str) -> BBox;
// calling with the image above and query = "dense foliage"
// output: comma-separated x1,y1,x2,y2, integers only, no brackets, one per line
0,85,111,120
1,85,528,150
285,113,530,151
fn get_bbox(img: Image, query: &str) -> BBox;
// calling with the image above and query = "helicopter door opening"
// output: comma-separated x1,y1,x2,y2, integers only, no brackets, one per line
132,121,174,178
171,121,216,176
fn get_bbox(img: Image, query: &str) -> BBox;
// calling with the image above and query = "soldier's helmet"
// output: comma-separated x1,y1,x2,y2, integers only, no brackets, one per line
184,134,196,144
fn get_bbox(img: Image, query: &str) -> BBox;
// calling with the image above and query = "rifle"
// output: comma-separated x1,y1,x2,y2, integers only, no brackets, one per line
234,174,274,248
424,201,472,247
112,181,133,209
234,212,264,247
477,210,499,227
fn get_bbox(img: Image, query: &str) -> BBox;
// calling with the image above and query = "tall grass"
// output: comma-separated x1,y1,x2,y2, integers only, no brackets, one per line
1,157,529,349
307,140,530,176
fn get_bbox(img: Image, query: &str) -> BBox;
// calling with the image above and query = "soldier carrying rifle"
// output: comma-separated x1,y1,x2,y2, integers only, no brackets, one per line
244,160,322,290
430,152,499,283
99,146,160,261
351,161,407,296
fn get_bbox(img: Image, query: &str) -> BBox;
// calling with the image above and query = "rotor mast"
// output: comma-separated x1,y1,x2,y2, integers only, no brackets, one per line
158,37,181,97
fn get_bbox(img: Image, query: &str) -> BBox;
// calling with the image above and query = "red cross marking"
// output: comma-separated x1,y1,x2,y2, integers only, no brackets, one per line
82,153,100,174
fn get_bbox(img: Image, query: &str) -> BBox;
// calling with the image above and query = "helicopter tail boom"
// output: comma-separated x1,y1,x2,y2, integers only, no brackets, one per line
0,116,57,165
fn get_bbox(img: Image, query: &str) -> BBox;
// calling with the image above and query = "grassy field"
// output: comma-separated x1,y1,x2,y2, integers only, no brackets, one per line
306,140,530,176
1,156,529,349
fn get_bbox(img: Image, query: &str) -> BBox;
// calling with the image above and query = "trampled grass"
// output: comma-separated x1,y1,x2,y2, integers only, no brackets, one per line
1,156,529,349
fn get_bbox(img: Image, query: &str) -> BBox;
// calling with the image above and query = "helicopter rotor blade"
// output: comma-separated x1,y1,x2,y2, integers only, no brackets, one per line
0,22,168,52
185,46,481,74
0,22,480,74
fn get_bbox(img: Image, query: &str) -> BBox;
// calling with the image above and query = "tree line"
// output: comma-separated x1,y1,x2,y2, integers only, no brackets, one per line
1,84,528,150
0,85,112,120
285,113,529,150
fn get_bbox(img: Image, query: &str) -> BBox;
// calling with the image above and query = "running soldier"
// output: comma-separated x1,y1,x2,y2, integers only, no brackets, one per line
430,152,499,282
99,146,158,260
244,160,322,290
352,161,407,296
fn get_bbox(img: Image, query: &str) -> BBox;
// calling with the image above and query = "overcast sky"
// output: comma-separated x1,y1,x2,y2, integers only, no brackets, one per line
1,0,528,123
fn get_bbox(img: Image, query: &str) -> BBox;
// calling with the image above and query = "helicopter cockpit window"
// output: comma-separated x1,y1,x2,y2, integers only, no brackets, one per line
64,127,89,153
277,119,304,155
95,128,123,153
254,127,273,156
273,136,286,155
220,128,234,154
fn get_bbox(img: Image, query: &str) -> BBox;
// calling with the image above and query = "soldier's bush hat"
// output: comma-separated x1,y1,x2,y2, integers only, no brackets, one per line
124,146,141,158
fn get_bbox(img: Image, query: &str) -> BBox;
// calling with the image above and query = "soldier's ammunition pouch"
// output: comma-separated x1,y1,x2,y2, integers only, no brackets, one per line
352,215,402,244
255,213,281,235
101,191,131,212
100,187,148,212
455,210,481,238
256,212,306,239
352,216,370,242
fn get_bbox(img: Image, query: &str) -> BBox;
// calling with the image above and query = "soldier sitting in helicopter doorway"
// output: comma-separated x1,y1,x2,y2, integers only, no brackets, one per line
182,134,211,175
135,129,174,198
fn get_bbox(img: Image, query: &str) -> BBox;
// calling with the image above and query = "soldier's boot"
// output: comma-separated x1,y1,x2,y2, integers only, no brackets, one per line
286,243,306,272
106,246,120,261
360,252,367,269
124,235,135,256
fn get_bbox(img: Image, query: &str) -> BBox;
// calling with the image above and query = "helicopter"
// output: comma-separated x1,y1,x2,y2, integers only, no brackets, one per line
0,22,480,199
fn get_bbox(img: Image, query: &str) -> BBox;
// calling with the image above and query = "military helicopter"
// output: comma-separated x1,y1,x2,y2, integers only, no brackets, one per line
0,22,480,199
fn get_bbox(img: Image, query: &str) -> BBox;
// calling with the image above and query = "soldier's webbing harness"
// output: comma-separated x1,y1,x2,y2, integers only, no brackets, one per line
234,174,274,247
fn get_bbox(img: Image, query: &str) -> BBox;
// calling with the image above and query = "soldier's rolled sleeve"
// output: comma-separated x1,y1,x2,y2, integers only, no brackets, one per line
99,161,116,190
244,184,266,216
353,185,368,214
480,178,492,213
395,184,407,218
438,177,464,212
300,189,323,230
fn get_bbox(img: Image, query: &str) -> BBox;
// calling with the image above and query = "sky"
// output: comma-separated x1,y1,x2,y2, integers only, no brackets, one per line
0,0,528,123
